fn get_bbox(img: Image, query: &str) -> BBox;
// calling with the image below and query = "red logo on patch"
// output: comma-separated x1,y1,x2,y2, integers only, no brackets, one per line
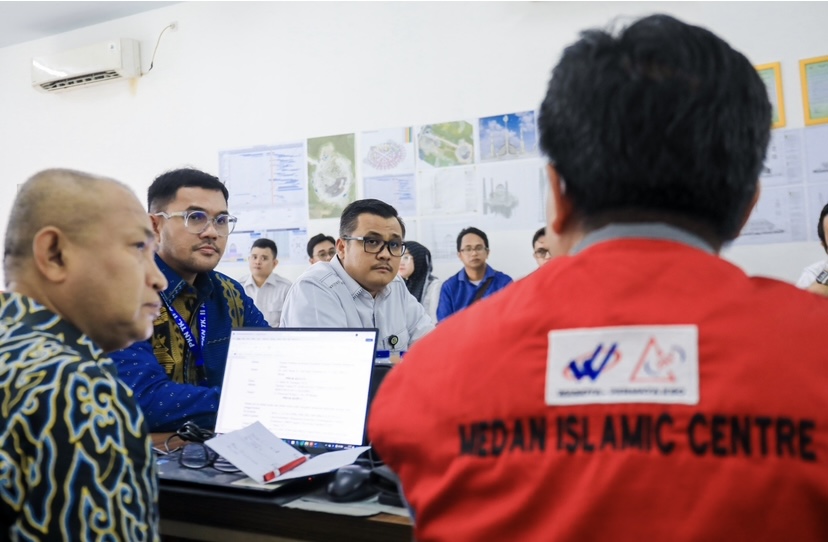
630,338,685,383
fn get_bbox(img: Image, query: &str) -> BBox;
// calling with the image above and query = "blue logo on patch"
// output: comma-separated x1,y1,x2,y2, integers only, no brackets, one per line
565,343,621,381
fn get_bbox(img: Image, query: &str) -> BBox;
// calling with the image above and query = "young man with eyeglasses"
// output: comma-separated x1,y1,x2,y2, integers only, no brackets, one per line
307,233,337,264
436,226,512,322
281,199,433,352
532,227,553,267
111,168,268,432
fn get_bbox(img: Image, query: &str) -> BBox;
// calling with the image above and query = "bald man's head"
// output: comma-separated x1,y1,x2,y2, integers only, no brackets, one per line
3,169,129,280
2,168,168,352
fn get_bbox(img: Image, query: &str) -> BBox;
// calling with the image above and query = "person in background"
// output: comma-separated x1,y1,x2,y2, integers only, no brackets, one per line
111,168,268,432
282,199,433,353
398,240,442,322
532,226,553,267
436,226,512,321
370,14,828,541
1,169,166,540
307,233,337,264
796,202,828,296
240,238,291,326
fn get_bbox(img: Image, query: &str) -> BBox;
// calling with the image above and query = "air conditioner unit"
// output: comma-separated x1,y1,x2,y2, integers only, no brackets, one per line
31,39,141,93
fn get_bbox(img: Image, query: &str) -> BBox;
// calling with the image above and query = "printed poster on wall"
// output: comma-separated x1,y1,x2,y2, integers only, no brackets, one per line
307,133,356,219
219,142,309,230
477,160,546,230
416,121,475,168
479,111,539,162
361,127,416,176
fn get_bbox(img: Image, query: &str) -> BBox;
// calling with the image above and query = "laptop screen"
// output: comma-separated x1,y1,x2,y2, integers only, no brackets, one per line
215,328,378,453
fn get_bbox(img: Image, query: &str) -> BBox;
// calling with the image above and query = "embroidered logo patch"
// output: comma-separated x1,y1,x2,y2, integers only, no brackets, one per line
546,325,699,406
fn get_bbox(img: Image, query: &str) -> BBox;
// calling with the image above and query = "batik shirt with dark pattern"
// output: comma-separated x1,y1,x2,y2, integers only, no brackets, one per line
111,255,268,432
0,292,159,541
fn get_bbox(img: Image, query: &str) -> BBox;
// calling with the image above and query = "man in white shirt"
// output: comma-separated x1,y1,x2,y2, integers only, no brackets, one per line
281,199,434,352
796,202,828,296
240,238,292,326
307,233,336,264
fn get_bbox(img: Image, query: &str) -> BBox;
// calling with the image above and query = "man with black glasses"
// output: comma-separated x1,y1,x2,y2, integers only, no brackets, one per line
112,168,268,432
281,199,433,353
307,233,337,264
436,226,513,321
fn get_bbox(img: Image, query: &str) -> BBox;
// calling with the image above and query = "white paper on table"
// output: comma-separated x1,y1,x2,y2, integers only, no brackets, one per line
205,421,305,483
274,446,371,482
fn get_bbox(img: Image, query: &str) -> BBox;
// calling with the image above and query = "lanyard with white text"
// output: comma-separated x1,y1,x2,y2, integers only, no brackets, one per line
166,302,208,385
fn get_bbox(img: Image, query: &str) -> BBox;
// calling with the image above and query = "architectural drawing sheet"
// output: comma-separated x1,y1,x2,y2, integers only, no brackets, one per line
477,160,546,230
736,185,807,245
761,129,804,187
417,121,475,168
219,142,309,230
308,134,356,219
361,127,416,176
418,166,479,217
479,111,539,162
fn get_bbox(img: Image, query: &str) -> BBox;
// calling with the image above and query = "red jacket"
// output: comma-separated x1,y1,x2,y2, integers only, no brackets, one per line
370,238,828,542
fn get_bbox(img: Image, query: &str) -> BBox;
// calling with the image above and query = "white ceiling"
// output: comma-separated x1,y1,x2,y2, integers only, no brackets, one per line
0,1,178,49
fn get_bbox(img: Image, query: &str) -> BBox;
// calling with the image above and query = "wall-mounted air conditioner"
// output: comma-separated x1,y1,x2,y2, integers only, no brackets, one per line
31,39,141,93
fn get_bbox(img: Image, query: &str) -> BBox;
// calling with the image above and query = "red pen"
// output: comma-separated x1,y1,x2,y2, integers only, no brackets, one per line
263,456,308,482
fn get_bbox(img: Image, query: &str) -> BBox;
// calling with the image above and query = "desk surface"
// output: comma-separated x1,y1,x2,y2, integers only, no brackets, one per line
153,433,413,542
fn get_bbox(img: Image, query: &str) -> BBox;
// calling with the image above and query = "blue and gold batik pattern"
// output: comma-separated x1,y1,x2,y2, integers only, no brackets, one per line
0,292,159,541
111,255,268,432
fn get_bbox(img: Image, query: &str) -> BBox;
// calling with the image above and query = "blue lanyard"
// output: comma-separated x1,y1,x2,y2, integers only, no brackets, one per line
165,302,208,385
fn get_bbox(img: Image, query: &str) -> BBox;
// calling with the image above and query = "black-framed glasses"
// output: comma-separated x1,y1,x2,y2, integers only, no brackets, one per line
533,248,551,259
178,442,241,473
163,420,217,453
154,210,237,237
459,245,488,254
342,236,406,257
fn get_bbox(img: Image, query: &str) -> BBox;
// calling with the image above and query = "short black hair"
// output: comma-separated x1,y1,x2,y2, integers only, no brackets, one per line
339,199,405,238
251,238,277,259
456,227,489,252
306,233,336,258
818,203,828,251
538,14,771,245
532,227,546,247
147,168,229,212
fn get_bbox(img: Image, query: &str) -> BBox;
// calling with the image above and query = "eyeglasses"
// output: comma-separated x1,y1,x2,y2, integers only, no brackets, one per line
163,420,217,453
314,248,337,261
400,254,413,263
533,248,551,259
179,442,241,473
459,245,488,254
342,236,406,257
154,210,237,236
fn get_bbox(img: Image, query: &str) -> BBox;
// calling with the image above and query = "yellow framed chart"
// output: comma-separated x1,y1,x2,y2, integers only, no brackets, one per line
756,62,785,129
800,55,828,126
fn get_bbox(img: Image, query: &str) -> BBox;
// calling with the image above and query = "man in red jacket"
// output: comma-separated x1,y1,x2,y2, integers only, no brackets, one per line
370,14,828,542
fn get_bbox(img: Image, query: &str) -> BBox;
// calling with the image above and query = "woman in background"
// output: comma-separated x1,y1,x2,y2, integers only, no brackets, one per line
399,241,442,323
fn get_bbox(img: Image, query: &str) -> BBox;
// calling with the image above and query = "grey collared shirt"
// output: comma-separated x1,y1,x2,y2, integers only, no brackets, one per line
572,223,716,255
280,256,434,351
240,272,292,327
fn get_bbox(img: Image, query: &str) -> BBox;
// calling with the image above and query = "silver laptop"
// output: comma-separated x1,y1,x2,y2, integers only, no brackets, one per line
215,327,378,454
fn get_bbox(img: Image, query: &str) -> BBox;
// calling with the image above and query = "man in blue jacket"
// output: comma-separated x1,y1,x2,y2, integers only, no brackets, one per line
111,168,268,431
437,226,512,321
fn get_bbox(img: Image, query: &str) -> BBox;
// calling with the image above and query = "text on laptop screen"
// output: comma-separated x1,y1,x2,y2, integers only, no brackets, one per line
215,328,377,450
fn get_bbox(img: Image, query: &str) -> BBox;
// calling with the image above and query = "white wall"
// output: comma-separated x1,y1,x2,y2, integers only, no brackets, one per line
1,1,826,286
